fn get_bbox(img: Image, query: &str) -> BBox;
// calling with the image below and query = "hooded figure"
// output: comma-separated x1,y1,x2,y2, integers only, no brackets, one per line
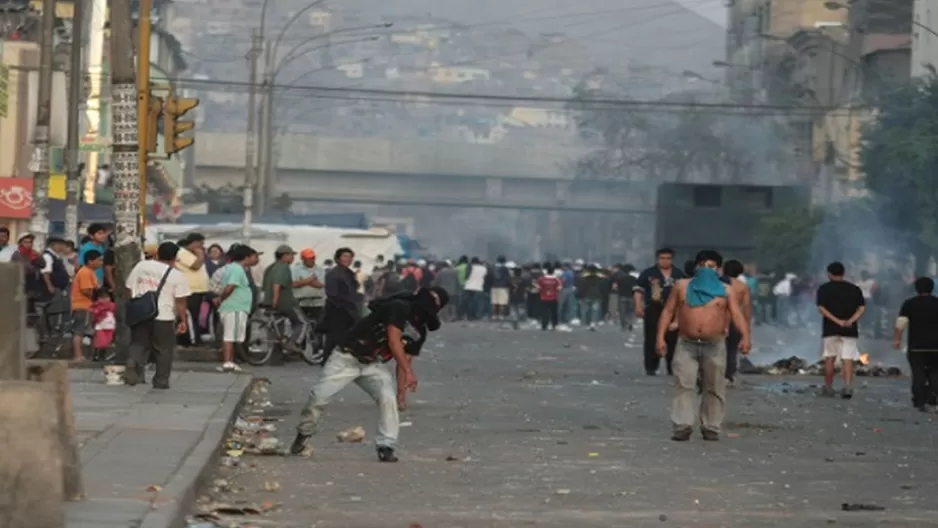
291,286,449,463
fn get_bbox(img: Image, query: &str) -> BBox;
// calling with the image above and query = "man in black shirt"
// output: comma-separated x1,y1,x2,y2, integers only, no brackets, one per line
894,276,938,411
816,261,866,399
634,248,686,375
290,287,449,463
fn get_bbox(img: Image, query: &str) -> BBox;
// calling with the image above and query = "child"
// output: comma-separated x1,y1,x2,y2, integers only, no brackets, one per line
91,289,116,361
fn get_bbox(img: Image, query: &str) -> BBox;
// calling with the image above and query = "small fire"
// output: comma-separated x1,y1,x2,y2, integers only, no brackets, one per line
859,353,870,366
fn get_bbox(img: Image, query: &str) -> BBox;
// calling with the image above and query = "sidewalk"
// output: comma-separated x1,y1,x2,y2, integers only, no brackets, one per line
65,369,252,528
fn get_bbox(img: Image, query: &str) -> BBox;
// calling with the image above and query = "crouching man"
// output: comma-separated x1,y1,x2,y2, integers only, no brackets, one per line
290,287,449,462
657,250,751,442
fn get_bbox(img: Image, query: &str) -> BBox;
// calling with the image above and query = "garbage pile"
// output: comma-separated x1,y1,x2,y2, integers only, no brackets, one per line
187,379,287,528
739,356,903,377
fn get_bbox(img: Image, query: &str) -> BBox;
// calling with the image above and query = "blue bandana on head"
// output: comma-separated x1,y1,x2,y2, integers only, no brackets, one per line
686,267,727,308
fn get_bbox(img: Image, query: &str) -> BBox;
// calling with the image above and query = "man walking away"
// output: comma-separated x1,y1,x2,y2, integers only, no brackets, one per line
722,259,752,384
635,248,686,375
218,246,257,373
894,277,938,411
536,263,562,330
657,250,750,442
125,242,190,388
290,287,448,462
578,263,606,331
816,261,866,399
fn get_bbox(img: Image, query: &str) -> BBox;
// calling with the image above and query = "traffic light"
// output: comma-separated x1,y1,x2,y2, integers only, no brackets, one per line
146,96,163,154
163,94,199,155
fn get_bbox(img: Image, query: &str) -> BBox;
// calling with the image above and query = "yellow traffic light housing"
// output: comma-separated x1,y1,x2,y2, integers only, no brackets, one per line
163,95,200,155
146,96,163,154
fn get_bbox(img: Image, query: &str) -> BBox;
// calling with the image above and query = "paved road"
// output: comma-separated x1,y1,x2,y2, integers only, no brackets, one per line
191,323,934,528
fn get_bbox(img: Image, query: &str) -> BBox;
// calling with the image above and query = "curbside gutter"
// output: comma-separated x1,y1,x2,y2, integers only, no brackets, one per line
138,375,255,528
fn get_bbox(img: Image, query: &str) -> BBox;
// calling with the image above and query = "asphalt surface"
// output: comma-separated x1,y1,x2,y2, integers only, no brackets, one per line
191,322,936,528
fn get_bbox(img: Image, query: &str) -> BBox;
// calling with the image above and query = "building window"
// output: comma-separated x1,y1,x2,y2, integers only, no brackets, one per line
693,185,722,208
741,186,773,208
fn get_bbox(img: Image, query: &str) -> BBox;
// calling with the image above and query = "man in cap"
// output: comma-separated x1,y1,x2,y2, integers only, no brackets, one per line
262,244,309,352
292,248,326,323
291,286,450,463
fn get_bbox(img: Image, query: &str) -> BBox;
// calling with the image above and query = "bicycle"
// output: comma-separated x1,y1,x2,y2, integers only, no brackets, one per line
28,304,93,360
240,305,324,366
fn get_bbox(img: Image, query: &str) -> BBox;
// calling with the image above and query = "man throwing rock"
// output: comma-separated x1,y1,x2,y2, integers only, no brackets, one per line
657,250,750,442
290,287,449,463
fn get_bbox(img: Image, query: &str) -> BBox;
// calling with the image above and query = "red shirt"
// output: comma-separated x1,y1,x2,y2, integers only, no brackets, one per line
537,275,562,302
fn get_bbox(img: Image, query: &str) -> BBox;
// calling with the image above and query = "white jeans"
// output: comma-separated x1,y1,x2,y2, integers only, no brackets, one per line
296,351,399,447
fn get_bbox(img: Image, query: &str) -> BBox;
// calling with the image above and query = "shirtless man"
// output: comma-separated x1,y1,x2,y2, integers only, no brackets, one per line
722,259,752,384
657,250,751,442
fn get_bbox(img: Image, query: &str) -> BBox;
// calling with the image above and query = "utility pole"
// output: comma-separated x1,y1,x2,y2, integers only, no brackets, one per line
27,0,56,249
242,29,260,243
256,41,272,216
65,0,87,245
110,0,141,358
136,0,153,233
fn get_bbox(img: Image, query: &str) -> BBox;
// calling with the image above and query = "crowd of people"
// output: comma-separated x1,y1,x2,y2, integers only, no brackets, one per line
5,224,938,461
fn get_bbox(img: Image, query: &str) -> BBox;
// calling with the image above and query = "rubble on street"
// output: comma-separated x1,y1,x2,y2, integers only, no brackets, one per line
740,356,904,377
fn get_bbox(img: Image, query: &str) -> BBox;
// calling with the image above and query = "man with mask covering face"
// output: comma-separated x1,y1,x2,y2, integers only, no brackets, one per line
657,250,751,442
290,286,449,463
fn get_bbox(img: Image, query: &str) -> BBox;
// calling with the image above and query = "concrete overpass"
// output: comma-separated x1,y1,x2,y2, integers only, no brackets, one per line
193,132,656,213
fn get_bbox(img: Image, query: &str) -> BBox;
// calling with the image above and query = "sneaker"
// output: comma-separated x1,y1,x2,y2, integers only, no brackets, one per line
377,446,398,462
701,430,720,441
819,385,836,398
840,386,854,400
217,362,242,373
290,433,311,455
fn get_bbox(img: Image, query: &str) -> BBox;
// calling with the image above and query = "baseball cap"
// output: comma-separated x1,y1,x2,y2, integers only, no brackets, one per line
300,248,316,259
275,244,296,256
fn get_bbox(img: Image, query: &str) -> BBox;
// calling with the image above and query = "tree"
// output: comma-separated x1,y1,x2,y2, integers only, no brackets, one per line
755,206,823,273
567,70,791,184
859,73,938,272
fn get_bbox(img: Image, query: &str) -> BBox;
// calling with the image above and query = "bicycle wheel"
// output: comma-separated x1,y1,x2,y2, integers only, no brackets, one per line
299,333,324,366
239,315,275,366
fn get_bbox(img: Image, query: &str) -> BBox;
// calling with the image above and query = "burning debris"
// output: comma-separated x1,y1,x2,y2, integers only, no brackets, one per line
739,356,903,377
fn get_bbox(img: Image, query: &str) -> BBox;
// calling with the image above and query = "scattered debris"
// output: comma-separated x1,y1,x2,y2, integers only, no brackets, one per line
337,426,366,443
659,514,668,522
146,484,162,492
263,480,280,492
555,489,571,495
842,503,886,512
740,356,903,377
445,455,459,462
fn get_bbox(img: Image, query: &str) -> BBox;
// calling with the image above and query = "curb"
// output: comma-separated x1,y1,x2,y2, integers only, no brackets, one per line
138,375,255,528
